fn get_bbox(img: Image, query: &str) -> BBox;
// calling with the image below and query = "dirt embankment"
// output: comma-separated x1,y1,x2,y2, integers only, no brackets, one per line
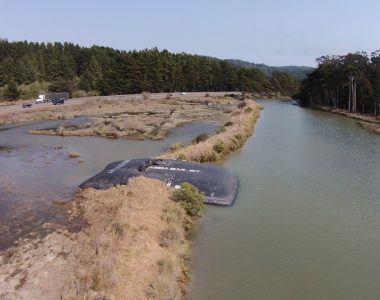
0,177,192,300
160,100,262,162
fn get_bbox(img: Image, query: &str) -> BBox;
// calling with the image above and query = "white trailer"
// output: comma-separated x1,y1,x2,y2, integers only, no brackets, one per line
35,92,69,104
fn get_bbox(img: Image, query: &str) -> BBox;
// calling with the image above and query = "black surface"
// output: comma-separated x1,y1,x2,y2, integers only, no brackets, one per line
79,159,239,206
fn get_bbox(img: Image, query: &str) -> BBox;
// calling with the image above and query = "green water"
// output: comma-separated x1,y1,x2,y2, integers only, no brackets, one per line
190,101,380,300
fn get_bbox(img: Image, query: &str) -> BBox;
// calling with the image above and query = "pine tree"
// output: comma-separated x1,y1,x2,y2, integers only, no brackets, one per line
4,81,20,100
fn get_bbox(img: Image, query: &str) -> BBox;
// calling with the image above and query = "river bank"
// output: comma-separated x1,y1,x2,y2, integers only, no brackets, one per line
311,105,380,134
0,96,261,299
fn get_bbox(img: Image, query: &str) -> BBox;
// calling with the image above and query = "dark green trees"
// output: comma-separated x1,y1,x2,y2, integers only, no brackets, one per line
0,39,299,98
3,80,20,100
297,52,380,116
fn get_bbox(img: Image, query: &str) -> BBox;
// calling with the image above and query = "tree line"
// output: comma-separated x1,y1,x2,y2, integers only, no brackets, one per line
225,59,314,80
0,39,299,100
296,51,380,116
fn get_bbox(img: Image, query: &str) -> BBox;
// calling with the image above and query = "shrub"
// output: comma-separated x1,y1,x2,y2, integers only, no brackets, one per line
199,151,217,162
69,151,81,159
142,91,150,100
192,133,209,144
160,226,180,247
244,107,253,113
224,121,233,126
172,182,204,216
177,153,186,160
213,140,225,153
3,81,19,100
216,126,226,134
112,222,126,237
237,101,247,109
157,257,174,274
169,142,185,151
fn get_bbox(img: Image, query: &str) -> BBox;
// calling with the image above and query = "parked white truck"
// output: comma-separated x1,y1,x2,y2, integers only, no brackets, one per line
35,92,69,104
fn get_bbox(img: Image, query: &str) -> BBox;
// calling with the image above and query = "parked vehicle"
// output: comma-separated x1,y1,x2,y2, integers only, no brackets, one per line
35,93,69,104
52,98,65,105
22,103,32,108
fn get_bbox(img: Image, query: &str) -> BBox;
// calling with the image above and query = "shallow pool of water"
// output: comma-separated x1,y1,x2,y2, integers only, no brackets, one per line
0,119,219,250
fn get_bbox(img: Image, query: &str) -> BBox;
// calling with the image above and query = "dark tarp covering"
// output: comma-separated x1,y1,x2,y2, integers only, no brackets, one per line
79,159,239,206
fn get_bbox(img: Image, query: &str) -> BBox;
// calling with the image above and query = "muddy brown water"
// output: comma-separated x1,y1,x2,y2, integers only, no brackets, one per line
0,119,219,250
190,100,380,300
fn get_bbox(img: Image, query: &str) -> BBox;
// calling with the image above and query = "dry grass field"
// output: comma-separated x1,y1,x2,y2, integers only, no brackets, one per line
0,177,193,300
160,100,262,162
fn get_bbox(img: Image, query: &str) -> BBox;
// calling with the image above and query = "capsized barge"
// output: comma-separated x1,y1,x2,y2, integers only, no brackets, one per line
79,159,239,206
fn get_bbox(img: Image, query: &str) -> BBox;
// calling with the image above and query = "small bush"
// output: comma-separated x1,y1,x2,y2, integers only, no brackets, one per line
244,107,253,113
205,93,210,97
69,151,81,159
192,133,209,144
237,101,247,109
142,91,150,100
224,121,233,126
216,126,226,134
213,140,225,153
172,182,204,216
166,93,172,99
112,222,126,237
169,142,185,151
157,257,174,274
160,226,180,248
199,151,217,162
177,153,186,160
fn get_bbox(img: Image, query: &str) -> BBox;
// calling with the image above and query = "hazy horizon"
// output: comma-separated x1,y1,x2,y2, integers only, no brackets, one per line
2,0,380,67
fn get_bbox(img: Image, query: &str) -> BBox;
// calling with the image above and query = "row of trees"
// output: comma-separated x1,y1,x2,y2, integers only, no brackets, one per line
296,51,380,116
0,39,299,100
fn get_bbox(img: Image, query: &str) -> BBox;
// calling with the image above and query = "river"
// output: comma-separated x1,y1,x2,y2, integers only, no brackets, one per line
190,100,380,300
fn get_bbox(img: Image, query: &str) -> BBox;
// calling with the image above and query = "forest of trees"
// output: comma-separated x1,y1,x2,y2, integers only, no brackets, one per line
0,39,299,100
296,51,380,116
225,59,314,80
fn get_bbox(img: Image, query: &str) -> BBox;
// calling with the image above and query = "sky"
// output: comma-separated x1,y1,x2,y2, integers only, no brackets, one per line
1,0,380,67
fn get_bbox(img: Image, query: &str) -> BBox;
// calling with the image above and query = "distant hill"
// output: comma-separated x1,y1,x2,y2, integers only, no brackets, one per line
225,59,314,80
